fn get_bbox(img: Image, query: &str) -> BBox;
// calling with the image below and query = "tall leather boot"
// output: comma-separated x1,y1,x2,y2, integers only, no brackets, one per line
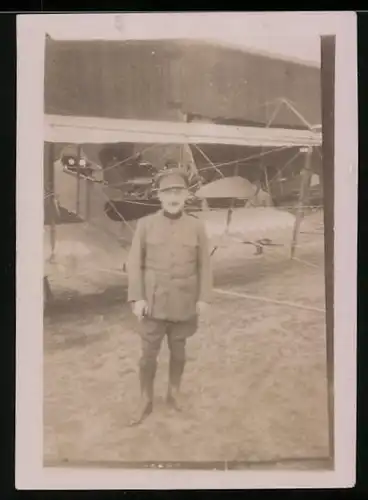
129,361,156,426
166,355,185,411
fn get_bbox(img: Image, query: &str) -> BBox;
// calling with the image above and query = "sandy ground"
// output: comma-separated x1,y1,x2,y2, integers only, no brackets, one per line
43,211,331,469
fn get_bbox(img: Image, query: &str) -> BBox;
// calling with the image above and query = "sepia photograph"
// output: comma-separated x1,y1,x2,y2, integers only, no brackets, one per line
16,12,357,489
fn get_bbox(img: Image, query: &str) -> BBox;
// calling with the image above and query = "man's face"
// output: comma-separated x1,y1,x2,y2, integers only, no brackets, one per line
158,187,189,214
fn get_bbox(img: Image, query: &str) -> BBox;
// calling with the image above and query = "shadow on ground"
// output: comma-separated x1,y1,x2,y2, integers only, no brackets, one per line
44,285,127,318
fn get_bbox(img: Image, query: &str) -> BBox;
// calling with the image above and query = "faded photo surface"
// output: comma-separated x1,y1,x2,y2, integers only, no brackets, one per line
43,31,330,468
16,12,358,488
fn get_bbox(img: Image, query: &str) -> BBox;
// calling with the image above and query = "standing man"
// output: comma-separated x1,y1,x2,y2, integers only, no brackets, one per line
127,167,212,425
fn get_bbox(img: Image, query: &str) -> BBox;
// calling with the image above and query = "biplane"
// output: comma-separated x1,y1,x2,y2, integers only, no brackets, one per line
43,108,323,299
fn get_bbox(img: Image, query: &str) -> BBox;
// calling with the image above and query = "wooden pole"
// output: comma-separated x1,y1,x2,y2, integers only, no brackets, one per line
85,155,92,221
321,34,335,465
264,165,271,196
47,142,56,260
44,142,56,303
290,147,313,259
86,177,92,220
279,168,284,198
76,145,82,216
184,114,208,211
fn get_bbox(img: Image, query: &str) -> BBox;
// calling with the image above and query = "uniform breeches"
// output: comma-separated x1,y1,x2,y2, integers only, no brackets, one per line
138,317,198,399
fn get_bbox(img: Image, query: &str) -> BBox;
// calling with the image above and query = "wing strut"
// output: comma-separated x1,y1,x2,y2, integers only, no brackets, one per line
290,146,313,258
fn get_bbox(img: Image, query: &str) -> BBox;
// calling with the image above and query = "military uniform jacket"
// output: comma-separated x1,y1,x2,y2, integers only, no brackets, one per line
127,210,212,322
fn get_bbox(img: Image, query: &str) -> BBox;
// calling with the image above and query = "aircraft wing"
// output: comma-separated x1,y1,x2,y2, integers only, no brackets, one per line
44,114,322,148
196,176,256,199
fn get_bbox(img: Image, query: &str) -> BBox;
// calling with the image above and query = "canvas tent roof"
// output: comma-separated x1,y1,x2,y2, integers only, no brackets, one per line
44,114,322,148
44,37,321,128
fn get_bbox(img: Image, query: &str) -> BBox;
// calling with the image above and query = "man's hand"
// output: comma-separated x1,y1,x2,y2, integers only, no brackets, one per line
196,301,209,316
132,300,148,320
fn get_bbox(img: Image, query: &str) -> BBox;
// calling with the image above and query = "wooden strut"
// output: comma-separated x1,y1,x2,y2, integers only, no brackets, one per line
86,159,92,221
290,147,313,259
76,144,82,216
183,115,209,211
321,34,336,465
45,142,56,304
48,142,56,261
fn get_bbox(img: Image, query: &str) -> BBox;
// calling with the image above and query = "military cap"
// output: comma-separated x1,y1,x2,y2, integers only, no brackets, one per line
155,167,189,191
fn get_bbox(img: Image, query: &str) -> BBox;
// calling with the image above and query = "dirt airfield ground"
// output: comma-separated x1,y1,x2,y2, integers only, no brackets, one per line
43,211,331,469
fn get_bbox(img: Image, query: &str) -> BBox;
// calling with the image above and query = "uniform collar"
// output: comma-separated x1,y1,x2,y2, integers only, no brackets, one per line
161,209,184,220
